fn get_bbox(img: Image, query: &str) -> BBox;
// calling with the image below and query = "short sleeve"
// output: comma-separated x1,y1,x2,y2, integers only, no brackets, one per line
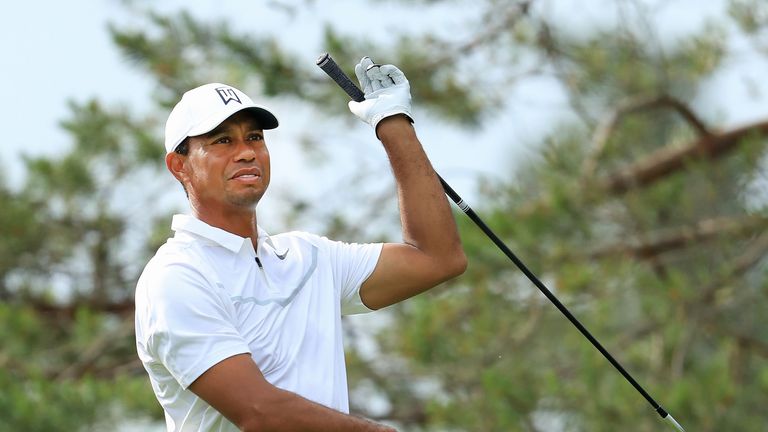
136,261,250,389
319,238,383,315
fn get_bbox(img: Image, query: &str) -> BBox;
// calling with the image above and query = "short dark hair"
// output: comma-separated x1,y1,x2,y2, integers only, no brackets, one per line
175,138,190,155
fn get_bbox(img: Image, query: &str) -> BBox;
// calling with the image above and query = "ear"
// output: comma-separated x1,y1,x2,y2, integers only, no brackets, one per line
166,152,187,184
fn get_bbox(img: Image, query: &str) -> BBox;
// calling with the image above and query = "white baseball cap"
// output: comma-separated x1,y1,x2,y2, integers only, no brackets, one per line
164,83,279,153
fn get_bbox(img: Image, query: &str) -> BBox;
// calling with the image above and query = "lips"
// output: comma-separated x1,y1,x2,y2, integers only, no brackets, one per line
229,167,262,182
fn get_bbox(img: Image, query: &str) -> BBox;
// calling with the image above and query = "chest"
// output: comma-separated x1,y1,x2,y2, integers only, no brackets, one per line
213,245,341,375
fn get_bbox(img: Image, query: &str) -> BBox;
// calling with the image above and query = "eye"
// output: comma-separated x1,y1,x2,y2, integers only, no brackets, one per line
213,136,231,144
248,133,264,141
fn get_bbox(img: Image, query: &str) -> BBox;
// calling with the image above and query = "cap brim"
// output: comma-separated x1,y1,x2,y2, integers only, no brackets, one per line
188,106,279,137
244,106,279,130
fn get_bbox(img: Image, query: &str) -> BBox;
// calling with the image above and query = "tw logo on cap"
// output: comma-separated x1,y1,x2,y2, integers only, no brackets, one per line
215,87,242,105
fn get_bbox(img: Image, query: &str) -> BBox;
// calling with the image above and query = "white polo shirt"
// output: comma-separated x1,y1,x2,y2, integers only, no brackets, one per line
135,214,382,432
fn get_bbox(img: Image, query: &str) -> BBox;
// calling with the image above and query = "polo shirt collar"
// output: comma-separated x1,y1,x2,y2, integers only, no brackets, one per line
171,214,275,255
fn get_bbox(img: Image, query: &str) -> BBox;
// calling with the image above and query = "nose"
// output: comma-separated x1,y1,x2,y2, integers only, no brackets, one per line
233,137,257,162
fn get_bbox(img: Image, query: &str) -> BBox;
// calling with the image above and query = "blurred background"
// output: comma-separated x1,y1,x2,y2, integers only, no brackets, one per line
1,0,767,430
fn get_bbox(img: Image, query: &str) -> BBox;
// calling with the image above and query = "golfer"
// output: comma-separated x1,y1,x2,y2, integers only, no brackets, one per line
135,57,466,431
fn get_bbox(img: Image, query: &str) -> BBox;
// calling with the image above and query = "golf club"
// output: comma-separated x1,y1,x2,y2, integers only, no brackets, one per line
316,52,685,431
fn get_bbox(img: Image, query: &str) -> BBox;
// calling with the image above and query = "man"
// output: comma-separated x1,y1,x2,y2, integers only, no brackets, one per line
135,57,466,431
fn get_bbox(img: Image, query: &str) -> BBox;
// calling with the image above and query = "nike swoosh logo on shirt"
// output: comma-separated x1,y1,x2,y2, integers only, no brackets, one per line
232,245,317,307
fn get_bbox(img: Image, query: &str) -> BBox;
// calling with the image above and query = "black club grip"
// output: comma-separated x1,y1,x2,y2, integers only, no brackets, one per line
316,53,366,102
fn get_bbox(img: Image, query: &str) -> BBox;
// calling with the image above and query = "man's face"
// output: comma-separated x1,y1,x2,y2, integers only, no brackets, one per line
173,110,271,211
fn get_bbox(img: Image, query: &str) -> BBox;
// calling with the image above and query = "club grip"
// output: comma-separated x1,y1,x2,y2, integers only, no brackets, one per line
316,53,366,102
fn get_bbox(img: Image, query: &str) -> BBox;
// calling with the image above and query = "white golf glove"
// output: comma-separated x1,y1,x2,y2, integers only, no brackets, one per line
348,57,413,133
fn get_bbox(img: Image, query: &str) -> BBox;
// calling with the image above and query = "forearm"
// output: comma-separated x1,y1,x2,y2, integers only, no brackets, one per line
241,387,394,432
190,354,394,432
377,116,465,271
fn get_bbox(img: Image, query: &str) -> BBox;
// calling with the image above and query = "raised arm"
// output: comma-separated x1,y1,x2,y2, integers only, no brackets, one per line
348,58,467,310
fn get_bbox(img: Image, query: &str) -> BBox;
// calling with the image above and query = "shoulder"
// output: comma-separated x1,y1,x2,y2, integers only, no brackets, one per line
271,231,379,256
273,230,376,249
271,231,382,267
269,230,333,253
272,230,323,244
136,243,217,307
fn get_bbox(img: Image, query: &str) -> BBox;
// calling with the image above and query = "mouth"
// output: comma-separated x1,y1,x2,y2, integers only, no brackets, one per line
229,168,262,183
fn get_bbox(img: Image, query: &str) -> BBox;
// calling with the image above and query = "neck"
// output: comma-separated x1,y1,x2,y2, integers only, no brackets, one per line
191,202,259,247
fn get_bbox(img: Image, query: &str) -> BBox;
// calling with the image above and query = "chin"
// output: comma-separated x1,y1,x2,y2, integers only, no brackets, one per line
227,191,264,208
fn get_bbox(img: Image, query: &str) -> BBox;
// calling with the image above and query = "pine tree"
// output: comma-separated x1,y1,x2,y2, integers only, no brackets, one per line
1,1,766,430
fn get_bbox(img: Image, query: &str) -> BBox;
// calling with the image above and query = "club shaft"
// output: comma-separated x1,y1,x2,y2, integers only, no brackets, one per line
438,176,666,414
317,52,683,431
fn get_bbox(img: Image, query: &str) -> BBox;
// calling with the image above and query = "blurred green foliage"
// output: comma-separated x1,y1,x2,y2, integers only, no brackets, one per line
2,0,767,430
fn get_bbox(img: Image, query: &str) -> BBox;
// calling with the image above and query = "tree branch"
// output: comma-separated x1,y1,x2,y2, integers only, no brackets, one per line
421,1,532,71
55,317,135,381
518,119,768,222
588,215,768,260
28,299,135,320
694,230,768,306
582,94,711,177
720,330,768,359
600,119,768,195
